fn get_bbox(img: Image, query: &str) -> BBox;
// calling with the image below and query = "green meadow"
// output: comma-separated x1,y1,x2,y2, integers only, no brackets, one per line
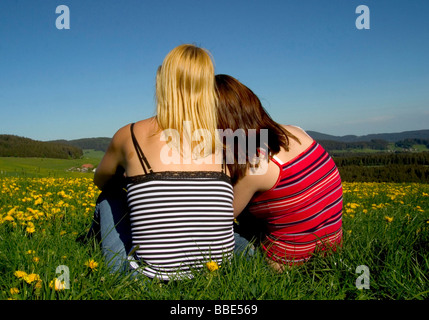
0,155,428,302
0,149,102,178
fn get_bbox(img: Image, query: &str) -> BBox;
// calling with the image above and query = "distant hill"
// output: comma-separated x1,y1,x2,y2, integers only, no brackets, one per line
51,129,429,153
3,129,428,158
0,135,83,159
307,129,429,143
49,137,111,152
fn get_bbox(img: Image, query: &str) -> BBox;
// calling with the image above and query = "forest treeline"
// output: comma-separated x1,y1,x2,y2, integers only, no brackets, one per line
319,138,429,152
333,152,429,183
1,134,429,183
0,135,83,159
51,137,111,152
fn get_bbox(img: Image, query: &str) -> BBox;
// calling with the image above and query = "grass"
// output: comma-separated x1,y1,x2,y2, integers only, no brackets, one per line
0,161,428,301
0,149,102,178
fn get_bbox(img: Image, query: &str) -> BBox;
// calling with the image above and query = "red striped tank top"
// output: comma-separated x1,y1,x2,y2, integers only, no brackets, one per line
248,141,343,265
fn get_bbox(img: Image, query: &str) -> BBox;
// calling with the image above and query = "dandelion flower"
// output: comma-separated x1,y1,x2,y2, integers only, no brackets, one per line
206,261,219,272
24,273,41,284
26,226,36,233
10,288,19,295
85,259,98,271
14,270,27,279
34,279,42,289
49,278,67,291
384,216,394,223
4,215,14,222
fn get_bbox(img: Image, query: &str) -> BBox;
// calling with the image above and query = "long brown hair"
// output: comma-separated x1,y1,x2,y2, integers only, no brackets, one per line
215,74,300,184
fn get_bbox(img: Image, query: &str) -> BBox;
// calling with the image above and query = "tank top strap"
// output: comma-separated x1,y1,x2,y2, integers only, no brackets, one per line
130,123,153,174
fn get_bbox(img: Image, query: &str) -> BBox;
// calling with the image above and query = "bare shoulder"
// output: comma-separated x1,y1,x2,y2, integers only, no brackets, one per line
114,117,157,140
130,117,159,137
282,125,314,144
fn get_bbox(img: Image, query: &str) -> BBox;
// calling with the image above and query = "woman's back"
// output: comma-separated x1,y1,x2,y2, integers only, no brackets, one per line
93,45,235,279
248,133,343,266
124,121,234,280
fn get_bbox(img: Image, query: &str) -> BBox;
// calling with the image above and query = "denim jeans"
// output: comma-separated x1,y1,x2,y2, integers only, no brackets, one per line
89,191,132,273
89,191,255,274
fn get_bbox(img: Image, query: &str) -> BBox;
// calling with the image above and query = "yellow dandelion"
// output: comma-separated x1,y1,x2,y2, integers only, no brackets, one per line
33,256,40,263
27,250,36,255
24,273,41,284
14,270,27,279
4,215,15,222
34,280,42,289
206,261,219,272
34,197,43,205
7,207,17,216
26,226,36,233
384,216,394,223
10,288,20,295
49,278,67,291
85,259,98,271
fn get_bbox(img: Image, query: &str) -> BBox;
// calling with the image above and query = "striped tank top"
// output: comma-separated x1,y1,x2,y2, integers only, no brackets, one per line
126,124,235,280
248,141,343,265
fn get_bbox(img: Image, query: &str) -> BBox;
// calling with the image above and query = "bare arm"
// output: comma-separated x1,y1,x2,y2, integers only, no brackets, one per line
93,126,128,191
232,157,279,218
232,174,260,218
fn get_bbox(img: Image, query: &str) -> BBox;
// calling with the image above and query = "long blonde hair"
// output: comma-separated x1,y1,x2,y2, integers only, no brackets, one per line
156,44,219,157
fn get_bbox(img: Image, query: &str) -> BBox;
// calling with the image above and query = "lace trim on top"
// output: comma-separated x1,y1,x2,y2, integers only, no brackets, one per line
126,171,231,185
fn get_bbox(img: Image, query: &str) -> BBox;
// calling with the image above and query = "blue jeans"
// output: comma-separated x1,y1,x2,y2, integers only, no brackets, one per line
89,192,255,273
90,191,132,273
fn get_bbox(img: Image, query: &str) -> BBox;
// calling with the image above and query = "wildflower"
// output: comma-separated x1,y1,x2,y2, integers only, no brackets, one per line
85,259,98,271
4,215,14,222
206,261,219,272
34,279,42,289
24,273,41,284
384,216,394,223
27,250,35,255
7,207,17,216
14,270,27,279
33,256,40,263
34,197,43,205
10,288,19,295
49,278,67,291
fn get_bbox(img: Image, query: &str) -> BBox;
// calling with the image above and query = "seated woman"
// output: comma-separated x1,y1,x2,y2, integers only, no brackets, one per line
215,74,343,272
92,45,235,281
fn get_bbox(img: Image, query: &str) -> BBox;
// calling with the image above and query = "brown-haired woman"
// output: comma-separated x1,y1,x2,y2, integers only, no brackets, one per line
215,74,343,272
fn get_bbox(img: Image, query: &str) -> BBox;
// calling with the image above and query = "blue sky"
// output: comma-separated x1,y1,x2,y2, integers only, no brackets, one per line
1,0,428,141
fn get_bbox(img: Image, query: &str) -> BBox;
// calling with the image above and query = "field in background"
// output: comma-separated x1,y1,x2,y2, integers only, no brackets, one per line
0,149,103,178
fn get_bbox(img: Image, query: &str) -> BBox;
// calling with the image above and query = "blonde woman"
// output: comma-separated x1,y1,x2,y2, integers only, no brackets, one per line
91,44,235,281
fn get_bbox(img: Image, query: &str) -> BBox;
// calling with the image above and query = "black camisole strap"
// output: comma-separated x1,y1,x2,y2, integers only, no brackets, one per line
221,149,227,174
130,123,153,174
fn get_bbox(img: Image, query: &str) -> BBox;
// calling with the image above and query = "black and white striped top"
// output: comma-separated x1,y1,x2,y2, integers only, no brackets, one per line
125,124,235,281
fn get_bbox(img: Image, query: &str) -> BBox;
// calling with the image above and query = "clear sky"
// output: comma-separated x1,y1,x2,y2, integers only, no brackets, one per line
1,0,428,141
